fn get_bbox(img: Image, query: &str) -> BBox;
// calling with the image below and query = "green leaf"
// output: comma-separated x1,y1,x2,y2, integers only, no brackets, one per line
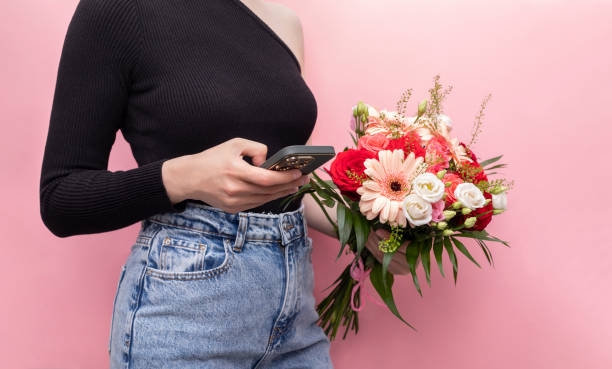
478,240,495,267
483,163,507,171
456,230,509,246
349,131,358,147
312,171,347,206
421,238,433,287
370,262,416,330
443,237,458,284
478,155,503,168
353,213,369,259
381,251,394,291
405,239,422,296
451,237,481,268
337,203,353,248
433,235,445,278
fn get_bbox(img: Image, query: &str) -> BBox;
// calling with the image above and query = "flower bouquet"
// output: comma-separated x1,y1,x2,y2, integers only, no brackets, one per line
281,75,512,341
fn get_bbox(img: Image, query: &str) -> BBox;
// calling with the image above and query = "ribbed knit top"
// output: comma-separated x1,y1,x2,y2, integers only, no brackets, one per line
39,0,317,237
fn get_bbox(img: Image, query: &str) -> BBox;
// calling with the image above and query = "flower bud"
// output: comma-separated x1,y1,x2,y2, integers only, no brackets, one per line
461,207,472,215
417,99,427,116
437,221,448,230
443,210,456,221
464,217,477,228
442,229,454,236
357,101,367,116
493,209,505,215
452,201,462,209
436,169,447,179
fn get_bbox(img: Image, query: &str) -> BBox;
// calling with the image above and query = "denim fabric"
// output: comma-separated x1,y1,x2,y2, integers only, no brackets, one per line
108,200,333,368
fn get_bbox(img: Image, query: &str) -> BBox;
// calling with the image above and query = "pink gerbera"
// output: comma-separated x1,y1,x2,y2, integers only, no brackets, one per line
356,149,424,227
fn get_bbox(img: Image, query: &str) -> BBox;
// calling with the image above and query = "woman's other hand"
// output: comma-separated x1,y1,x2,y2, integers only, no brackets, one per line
364,228,412,275
161,137,310,213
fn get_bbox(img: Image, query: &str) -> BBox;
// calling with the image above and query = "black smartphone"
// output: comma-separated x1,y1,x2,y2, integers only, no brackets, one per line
259,145,336,174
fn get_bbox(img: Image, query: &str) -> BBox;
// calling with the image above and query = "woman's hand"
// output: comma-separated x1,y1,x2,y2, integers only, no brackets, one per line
161,137,310,213
364,228,412,275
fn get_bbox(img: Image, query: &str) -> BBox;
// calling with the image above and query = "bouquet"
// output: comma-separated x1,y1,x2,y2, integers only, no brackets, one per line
281,75,513,341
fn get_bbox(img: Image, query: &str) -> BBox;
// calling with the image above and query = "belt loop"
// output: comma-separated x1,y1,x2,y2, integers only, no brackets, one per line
233,213,248,253
279,213,294,246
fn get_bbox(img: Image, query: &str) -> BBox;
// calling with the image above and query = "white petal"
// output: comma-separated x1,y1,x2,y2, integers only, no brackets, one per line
372,196,387,214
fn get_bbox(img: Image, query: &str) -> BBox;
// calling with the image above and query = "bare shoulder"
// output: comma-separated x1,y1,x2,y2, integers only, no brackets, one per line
265,2,302,27
263,2,304,66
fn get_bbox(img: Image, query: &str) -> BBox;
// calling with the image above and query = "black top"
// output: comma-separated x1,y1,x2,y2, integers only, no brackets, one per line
39,0,317,237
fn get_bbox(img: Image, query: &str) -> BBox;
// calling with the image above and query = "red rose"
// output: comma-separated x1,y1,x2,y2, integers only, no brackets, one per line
387,131,426,159
464,191,493,231
324,148,375,200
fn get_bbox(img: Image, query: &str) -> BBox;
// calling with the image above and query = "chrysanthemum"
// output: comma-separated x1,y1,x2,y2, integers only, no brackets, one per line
356,149,424,227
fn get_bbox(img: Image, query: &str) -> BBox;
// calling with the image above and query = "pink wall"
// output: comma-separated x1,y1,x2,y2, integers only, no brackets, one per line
2,0,610,368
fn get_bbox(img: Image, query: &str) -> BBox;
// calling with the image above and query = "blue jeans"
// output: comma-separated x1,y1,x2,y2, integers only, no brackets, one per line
108,200,333,368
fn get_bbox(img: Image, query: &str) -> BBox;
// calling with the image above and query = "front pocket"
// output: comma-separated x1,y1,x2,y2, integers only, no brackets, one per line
108,264,127,355
146,229,235,280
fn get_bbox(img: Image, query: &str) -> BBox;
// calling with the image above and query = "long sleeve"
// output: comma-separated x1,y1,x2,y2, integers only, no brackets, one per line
39,0,185,238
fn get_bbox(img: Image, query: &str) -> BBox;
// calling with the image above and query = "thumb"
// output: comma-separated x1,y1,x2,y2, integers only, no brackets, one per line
234,138,268,167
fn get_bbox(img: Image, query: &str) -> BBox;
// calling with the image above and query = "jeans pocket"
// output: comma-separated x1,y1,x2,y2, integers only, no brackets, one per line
108,264,127,355
145,226,235,280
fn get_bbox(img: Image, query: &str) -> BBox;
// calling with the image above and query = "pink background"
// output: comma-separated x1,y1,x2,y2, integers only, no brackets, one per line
2,0,610,368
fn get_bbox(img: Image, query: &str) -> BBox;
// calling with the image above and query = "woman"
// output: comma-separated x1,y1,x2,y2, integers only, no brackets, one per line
40,0,409,367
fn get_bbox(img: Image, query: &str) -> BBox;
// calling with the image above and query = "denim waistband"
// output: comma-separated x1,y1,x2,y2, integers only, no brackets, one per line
139,199,307,247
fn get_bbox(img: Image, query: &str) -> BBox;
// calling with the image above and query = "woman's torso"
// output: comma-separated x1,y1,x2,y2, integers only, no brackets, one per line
122,0,317,213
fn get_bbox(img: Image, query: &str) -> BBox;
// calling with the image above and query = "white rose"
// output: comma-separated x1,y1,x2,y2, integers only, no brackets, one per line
412,173,445,203
402,194,433,227
454,183,486,210
492,192,507,210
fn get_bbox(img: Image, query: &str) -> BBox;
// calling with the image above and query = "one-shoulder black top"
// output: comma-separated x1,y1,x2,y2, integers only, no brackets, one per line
39,0,317,237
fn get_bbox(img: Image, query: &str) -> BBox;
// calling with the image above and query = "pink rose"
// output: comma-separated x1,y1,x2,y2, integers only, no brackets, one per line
431,200,445,222
357,133,391,155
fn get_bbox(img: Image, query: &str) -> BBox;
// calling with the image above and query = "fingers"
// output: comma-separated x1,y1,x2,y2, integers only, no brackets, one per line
235,157,302,186
224,185,302,212
236,175,309,196
231,138,302,183
232,137,268,167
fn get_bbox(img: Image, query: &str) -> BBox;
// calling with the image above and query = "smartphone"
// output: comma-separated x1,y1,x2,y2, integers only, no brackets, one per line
259,145,336,174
